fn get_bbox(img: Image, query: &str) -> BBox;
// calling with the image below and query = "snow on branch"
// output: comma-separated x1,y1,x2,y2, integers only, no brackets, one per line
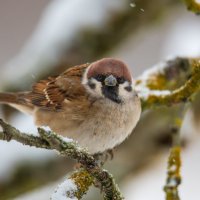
51,179,78,200
51,170,93,200
135,57,200,109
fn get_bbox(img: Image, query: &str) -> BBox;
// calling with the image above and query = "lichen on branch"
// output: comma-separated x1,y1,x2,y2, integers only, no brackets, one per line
183,0,200,14
164,146,181,200
135,57,200,109
51,170,93,200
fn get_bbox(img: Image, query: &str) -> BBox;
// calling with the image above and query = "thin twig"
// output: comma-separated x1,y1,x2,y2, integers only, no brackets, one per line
163,103,189,200
0,119,51,149
164,145,181,200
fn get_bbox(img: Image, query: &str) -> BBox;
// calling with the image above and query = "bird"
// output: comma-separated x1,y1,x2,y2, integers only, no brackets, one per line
0,58,141,154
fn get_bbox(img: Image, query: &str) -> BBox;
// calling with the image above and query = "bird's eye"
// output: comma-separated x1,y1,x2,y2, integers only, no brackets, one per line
95,74,105,82
117,77,125,84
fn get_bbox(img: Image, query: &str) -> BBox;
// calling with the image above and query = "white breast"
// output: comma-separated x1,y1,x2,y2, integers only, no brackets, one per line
34,95,141,154
72,97,141,154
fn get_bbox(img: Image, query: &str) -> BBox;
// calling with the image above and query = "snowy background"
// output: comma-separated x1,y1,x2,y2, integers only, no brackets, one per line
0,0,200,199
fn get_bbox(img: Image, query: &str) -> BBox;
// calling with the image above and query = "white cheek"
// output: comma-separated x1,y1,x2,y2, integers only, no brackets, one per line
84,78,104,98
82,66,103,98
91,79,103,97
119,82,135,100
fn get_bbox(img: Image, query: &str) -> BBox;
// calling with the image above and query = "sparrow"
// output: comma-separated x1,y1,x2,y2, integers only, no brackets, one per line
0,58,141,154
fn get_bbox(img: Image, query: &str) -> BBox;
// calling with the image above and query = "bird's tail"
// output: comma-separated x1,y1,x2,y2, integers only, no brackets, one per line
0,92,18,104
0,92,34,114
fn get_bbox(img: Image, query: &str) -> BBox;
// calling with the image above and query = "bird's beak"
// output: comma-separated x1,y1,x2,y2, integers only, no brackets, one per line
104,75,117,86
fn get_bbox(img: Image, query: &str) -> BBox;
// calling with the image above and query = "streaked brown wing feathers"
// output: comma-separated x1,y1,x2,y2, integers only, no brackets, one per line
27,63,89,110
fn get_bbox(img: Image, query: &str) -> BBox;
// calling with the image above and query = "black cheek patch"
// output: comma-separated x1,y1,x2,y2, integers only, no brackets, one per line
124,86,132,92
88,80,96,89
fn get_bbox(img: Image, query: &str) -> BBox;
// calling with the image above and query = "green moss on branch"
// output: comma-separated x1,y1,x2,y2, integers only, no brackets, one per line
71,170,94,199
164,146,181,200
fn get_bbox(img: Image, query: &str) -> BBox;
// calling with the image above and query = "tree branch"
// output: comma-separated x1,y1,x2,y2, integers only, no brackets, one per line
163,105,186,200
135,57,200,109
164,145,181,200
183,0,200,14
0,119,123,200
0,119,51,149
164,126,182,200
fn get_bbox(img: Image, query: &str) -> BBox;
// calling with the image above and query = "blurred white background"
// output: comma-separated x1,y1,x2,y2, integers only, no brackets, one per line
0,1,200,199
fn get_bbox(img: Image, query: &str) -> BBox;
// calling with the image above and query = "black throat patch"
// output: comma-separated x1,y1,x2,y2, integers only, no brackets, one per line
101,86,121,104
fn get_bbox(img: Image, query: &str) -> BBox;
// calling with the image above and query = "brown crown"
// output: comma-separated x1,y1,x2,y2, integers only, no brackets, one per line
87,58,132,82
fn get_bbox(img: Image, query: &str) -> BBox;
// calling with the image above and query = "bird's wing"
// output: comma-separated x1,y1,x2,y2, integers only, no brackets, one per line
27,63,90,110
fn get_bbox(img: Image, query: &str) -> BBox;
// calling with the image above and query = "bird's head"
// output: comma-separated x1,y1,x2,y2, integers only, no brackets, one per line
82,58,136,104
